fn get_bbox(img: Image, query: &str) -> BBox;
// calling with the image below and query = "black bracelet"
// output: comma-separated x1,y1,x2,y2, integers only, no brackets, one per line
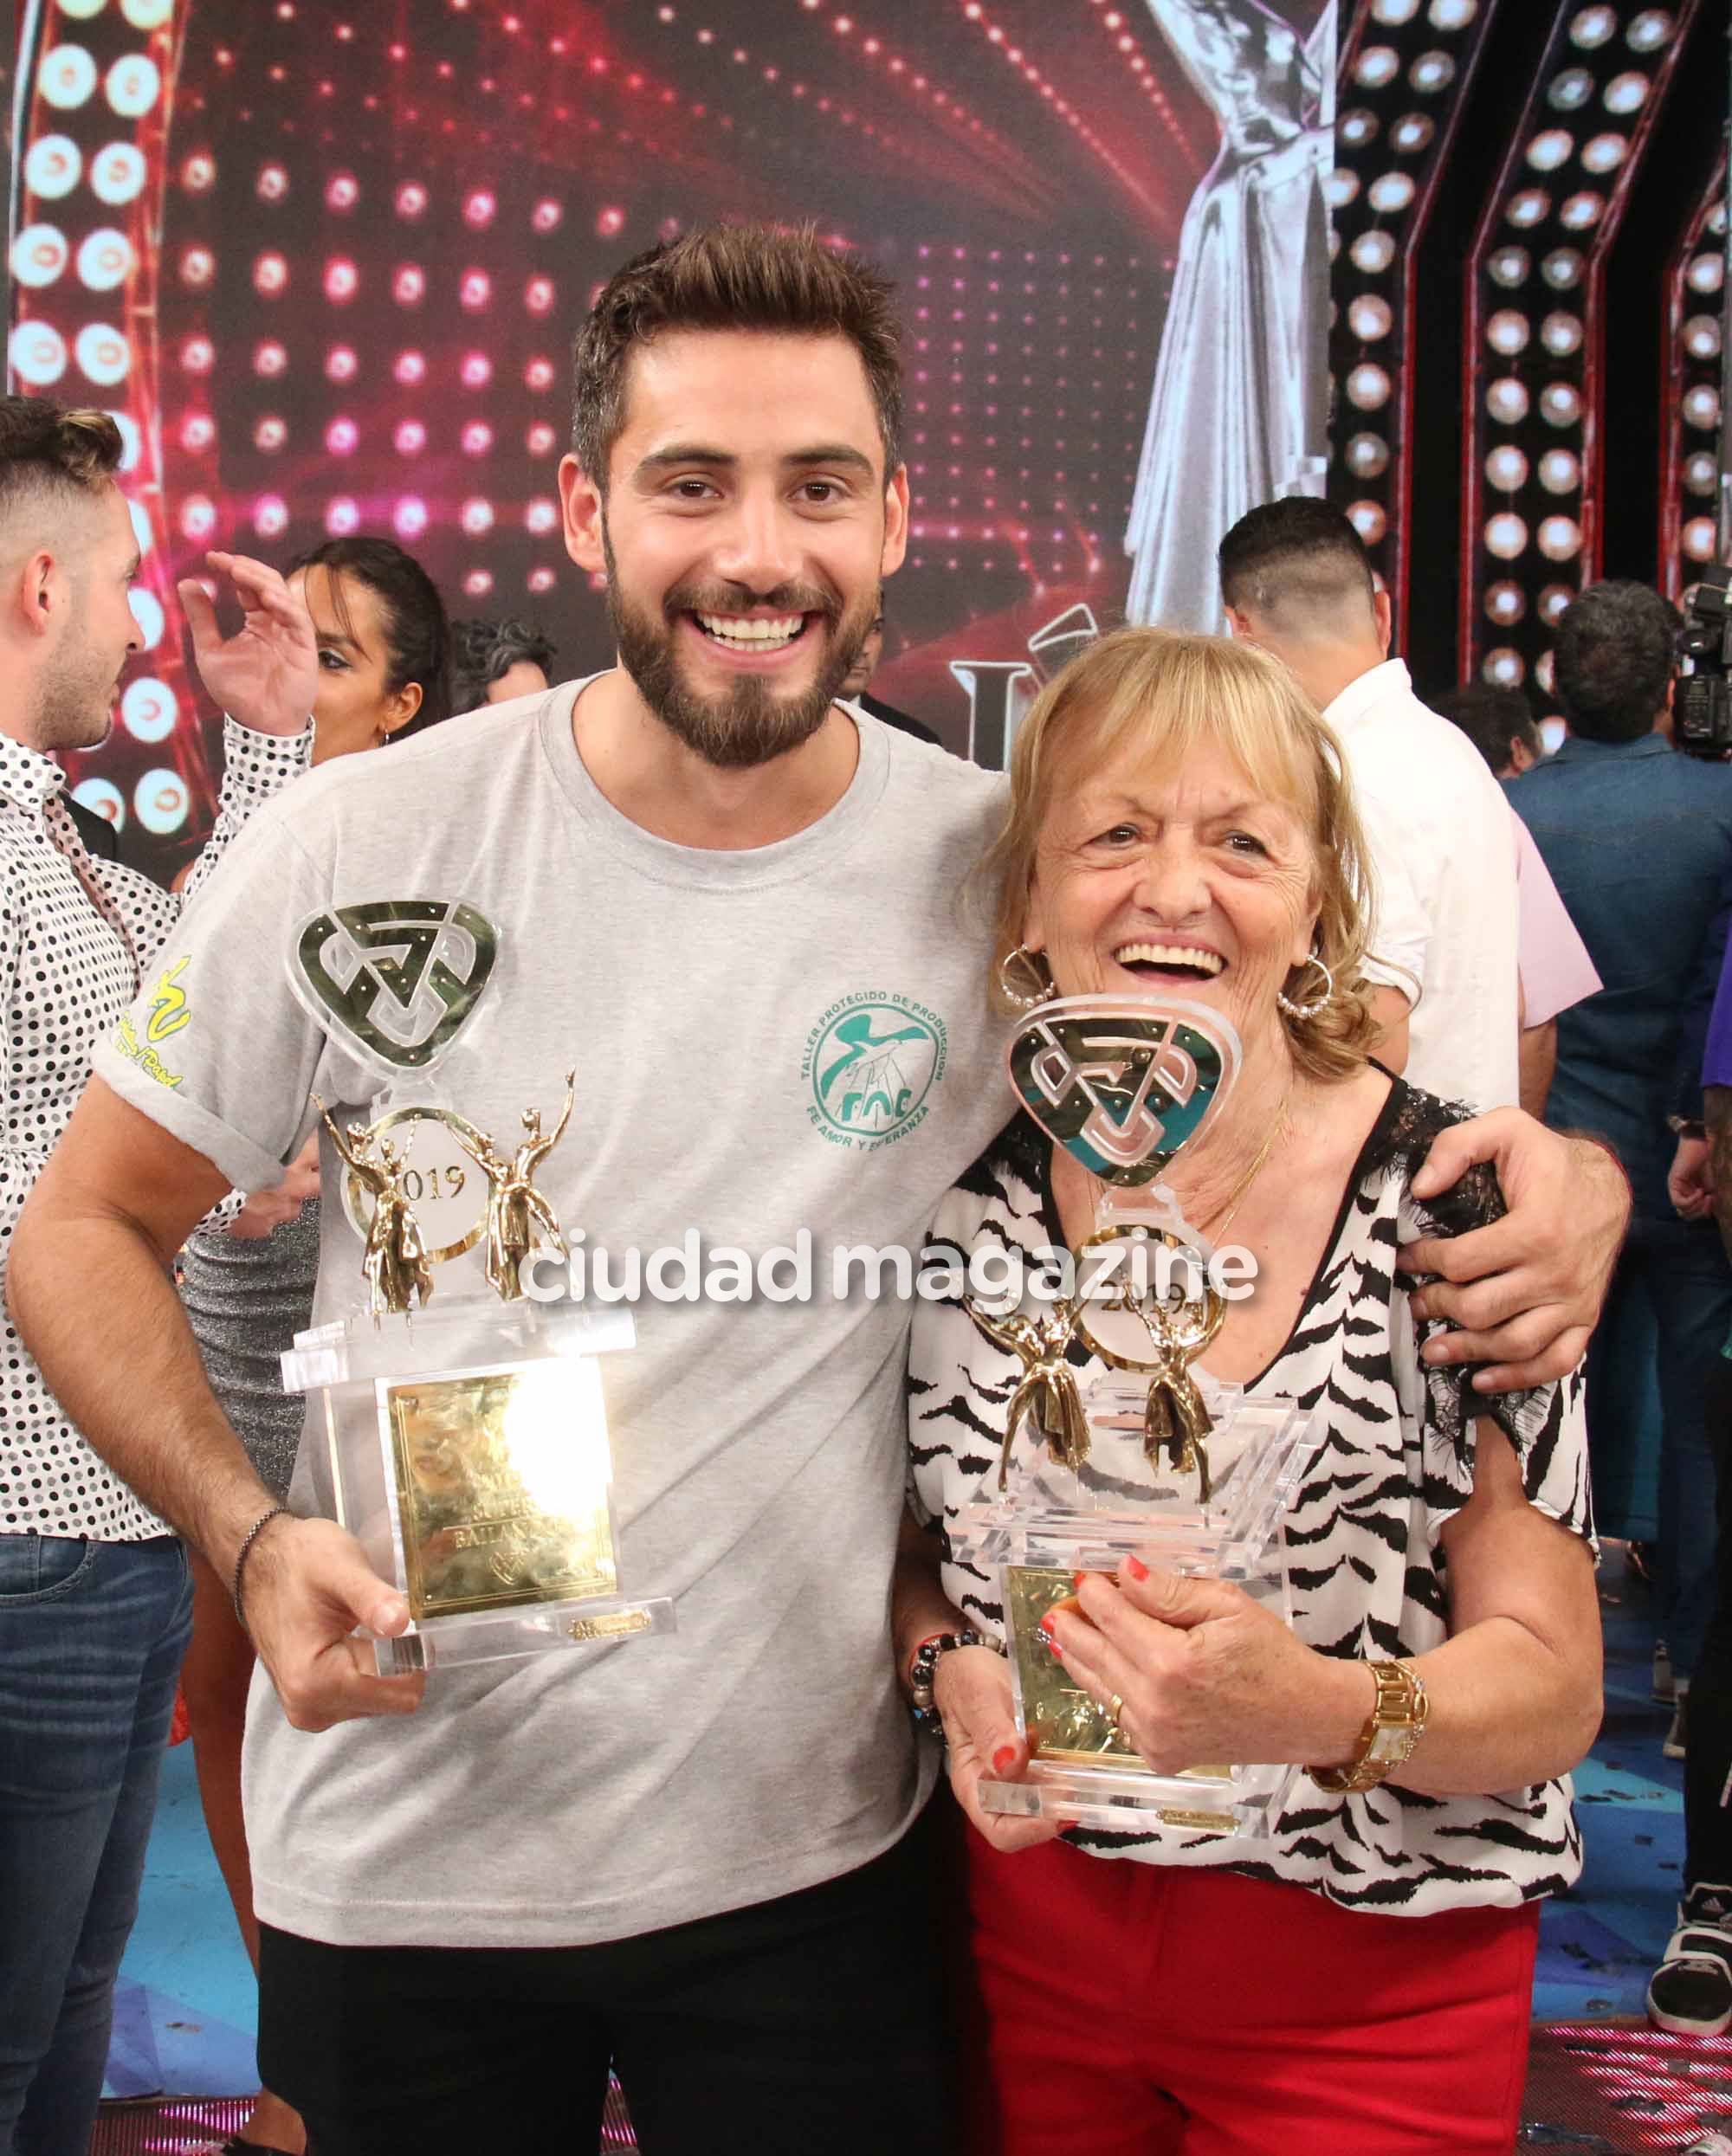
231,1505,290,1630
908,1628,1005,1733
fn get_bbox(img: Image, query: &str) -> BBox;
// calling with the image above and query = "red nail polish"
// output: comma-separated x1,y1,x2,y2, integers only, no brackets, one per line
1072,1571,1089,1593
1125,1555,1148,1582
991,1744,1018,1774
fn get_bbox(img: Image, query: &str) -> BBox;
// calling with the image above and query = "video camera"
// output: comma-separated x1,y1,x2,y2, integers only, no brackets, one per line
1677,560,1732,758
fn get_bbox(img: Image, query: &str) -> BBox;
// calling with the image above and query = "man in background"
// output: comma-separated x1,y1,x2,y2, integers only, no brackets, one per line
1509,580,1732,1743
449,614,557,713
0,396,316,2156
840,611,940,746
1218,498,1517,1107
1433,681,1600,1120
1433,681,1543,780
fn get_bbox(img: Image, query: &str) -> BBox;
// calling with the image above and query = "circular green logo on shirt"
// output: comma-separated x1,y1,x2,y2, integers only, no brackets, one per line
805,995,946,1144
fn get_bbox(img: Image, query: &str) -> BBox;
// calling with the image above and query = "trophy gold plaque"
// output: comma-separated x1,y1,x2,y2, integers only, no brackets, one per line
281,899,674,1673
947,997,1315,1839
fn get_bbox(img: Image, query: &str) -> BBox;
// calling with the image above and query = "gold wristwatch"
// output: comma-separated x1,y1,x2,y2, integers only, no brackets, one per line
1309,1660,1428,1794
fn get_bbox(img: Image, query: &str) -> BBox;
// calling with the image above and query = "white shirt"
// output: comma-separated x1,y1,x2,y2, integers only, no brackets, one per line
0,718,311,1543
1327,660,1521,1110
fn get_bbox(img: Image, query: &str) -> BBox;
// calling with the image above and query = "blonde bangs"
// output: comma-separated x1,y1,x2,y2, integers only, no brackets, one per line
1036,633,1328,835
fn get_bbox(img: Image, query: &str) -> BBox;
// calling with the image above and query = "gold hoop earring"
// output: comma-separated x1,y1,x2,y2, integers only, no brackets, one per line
997,944,1054,1011
1276,952,1335,1022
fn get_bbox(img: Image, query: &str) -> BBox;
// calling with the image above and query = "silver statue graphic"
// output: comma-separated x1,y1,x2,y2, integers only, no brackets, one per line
1124,0,1337,633
455,1072,576,1301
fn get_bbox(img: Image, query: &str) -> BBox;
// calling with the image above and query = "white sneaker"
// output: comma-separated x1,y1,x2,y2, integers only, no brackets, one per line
1649,1884,1732,2036
1655,1637,1677,1705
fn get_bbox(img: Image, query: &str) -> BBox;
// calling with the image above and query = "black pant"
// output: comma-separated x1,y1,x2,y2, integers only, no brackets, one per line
258,1811,952,2156
1687,1355,1732,1891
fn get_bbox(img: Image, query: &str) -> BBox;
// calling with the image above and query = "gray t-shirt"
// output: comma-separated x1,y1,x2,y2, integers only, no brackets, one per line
99,679,1011,1948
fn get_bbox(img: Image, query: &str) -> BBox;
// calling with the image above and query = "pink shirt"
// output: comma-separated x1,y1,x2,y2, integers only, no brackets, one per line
1512,807,1600,1026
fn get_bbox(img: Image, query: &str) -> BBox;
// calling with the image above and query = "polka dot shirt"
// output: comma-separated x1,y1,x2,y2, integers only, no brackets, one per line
0,718,311,1543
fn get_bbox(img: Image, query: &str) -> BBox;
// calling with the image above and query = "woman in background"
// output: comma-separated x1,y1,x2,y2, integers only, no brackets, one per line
179,537,451,2156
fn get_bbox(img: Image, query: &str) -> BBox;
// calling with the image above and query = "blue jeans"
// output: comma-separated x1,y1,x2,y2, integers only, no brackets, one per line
1587,1215,1732,1679
0,1533,191,2156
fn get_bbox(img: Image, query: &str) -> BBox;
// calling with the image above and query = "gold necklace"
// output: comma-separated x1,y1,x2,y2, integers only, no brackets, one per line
1191,1088,1291,1245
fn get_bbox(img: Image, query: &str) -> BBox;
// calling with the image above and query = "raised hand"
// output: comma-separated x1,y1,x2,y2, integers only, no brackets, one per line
178,551,317,739
227,1133,320,1242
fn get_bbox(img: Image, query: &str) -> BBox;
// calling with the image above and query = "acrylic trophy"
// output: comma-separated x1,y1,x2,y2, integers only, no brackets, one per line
947,997,1316,1838
280,898,674,1674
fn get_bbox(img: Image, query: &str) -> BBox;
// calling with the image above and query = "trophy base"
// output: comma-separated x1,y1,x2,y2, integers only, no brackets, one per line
285,1298,676,1680
979,1759,1299,1838
950,1397,1316,1847
374,1591,677,1673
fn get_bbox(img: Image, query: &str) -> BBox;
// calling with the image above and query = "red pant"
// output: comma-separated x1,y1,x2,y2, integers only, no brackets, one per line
957,1832,1538,2155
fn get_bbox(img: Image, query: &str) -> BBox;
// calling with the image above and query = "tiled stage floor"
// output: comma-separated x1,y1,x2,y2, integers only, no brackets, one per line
107,1548,1688,2101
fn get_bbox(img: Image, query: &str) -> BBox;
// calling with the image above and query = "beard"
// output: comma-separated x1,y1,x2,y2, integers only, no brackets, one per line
34,633,116,752
603,526,876,771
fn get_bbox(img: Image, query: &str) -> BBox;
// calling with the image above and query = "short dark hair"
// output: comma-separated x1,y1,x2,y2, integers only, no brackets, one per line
449,616,558,713
1429,683,1542,776
1218,498,1377,627
0,396,123,531
1553,580,1678,743
571,223,903,489
288,536,453,740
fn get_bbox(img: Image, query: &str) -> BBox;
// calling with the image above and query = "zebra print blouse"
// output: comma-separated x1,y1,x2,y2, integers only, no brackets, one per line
908,1077,1593,1916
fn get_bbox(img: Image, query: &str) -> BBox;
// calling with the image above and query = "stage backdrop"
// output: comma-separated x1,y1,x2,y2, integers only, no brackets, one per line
6,0,1335,875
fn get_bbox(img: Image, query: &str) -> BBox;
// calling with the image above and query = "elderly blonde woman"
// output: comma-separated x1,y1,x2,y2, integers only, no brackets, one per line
896,629,1600,2156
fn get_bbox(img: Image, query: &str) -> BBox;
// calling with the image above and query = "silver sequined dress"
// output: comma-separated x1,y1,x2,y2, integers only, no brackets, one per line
180,1197,321,1501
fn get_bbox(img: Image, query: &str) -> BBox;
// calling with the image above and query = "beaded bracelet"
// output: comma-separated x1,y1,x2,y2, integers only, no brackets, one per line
230,1505,290,1629
907,1627,1005,1733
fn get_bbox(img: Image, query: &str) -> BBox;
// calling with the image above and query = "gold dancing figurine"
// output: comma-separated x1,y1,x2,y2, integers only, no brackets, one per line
1090,1265,1225,1501
964,1299,1089,1492
456,1071,576,1301
318,1101,435,1320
